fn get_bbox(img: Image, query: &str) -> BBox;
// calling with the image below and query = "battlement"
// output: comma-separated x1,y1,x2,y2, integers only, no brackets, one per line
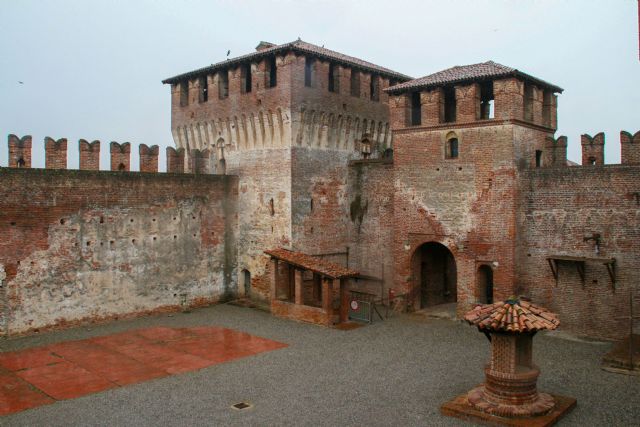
44,137,67,169
5,135,225,175
544,135,568,167
620,130,640,165
8,134,32,168
581,132,605,165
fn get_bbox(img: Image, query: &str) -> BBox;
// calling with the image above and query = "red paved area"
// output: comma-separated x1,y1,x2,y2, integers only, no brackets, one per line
0,326,287,416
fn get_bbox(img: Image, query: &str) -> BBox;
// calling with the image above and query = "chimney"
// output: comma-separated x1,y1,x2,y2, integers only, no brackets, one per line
255,41,276,52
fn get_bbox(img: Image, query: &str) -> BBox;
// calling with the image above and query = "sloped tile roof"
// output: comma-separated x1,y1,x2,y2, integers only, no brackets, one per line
163,39,412,84
265,248,359,279
386,60,563,94
464,298,560,333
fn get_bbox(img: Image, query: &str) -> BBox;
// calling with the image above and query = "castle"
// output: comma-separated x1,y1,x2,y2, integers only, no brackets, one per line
1,40,638,340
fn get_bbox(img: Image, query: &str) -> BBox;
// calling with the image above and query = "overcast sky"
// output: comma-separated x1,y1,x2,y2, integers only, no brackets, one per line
1,0,638,170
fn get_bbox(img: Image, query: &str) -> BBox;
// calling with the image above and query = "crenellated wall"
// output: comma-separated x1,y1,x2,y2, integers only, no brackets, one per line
0,166,238,336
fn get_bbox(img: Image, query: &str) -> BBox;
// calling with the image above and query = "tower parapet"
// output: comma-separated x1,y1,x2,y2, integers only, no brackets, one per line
44,137,67,169
581,133,605,165
8,135,32,168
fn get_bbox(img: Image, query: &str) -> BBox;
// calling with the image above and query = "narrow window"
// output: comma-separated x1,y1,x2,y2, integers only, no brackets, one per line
446,138,459,159
241,63,252,93
542,90,552,127
535,150,542,167
17,157,25,167
411,92,421,126
218,70,229,99
350,70,360,97
588,156,596,165
480,81,494,119
444,87,456,123
370,75,379,102
305,57,314,87
361,136,371,159
328,63,336,93
198,76,208,103
524,83,534,121
267,57,277,88
180,81,189,107
269,198,275,216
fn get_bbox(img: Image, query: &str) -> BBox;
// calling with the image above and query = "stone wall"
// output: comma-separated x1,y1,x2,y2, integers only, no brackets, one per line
0,167,238,336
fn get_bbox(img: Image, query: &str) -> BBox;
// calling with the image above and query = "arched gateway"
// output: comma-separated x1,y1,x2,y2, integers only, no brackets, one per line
411,242,457,309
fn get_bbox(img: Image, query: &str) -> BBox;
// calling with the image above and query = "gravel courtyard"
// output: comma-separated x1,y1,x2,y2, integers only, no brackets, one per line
1,304,638,426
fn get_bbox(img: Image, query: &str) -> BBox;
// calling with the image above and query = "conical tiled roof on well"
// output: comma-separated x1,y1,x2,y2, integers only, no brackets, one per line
464,298,560,333
385,60,563,94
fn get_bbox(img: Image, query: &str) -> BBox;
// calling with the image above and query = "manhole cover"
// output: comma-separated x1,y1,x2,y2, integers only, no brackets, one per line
231,402,252,410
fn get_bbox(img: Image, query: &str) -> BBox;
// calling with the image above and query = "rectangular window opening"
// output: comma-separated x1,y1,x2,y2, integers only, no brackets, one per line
411,92,421,126
444,87,456,123
241,64,252,94
370,75,380,102
266,57,277,88
305,57,314,87
542,90,552,127
524,83,534,121
328,63,336,93
198,76,208,103
350,70,360,97
480,81,494,119
218,70,229,99
180,81,189,107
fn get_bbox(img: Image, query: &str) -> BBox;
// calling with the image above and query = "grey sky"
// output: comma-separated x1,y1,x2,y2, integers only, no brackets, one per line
1,0,638,170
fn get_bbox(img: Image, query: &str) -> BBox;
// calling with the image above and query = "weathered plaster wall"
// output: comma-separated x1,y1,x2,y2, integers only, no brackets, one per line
0,168,237,335
519,165,640,340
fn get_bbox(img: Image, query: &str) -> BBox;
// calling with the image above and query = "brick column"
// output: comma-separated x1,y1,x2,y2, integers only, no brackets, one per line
494,78,524,121
389,94,410,129
422,88,444,126
294,269,303,305
455,83,480,123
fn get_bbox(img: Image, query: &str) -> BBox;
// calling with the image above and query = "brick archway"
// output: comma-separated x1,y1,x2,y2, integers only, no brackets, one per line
411,242,457,309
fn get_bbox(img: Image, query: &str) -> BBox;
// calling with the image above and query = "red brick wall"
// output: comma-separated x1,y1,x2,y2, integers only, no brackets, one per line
0,167,238,336
518,165,640,340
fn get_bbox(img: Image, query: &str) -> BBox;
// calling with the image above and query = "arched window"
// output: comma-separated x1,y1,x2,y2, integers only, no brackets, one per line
445,133,459,159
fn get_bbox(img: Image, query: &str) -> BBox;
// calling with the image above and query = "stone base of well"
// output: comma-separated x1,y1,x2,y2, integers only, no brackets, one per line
441,390,576,427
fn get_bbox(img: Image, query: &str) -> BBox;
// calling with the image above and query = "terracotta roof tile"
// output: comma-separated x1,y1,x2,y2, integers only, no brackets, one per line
163,39,412,84
464,298,559,333
386,60,562,94
264,248,358,279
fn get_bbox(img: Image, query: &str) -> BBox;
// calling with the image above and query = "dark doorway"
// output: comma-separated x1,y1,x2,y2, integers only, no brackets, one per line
477,265,494,304
412,242,457,308
242,269,251,298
